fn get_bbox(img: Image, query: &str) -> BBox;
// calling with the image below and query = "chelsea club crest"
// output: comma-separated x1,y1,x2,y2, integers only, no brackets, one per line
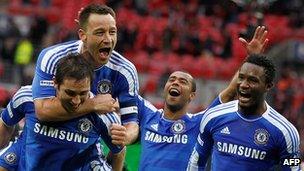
4,152,17,164
78,118,93,134
171,120,186,134
97,79,112,94
254,129,269,145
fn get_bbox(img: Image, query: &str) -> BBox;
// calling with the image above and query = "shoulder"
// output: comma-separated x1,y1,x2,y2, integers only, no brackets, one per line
37,40,81,74
199,100,238,130
137,95,158,112
11,85,33,108
107,51,138,76
263,105,300,145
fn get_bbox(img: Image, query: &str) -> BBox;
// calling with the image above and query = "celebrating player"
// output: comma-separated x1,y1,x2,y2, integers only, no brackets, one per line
137,26,269,170
0,54,125,171
32,4,139,146
187,54,300,171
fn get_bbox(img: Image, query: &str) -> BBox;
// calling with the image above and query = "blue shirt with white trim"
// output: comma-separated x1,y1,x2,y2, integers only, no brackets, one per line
137,95,221,171
0,85,122,170
187,100,301,171
32,40,139,123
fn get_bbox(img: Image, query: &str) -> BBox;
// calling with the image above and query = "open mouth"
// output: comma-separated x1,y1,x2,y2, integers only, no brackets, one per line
169,88,180,97
99,47,111,57
238,90,251,102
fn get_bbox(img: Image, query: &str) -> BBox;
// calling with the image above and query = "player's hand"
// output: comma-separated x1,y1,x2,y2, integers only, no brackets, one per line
110,123,127,147
92,94,117,114
239,26,269,55
74,7,84,25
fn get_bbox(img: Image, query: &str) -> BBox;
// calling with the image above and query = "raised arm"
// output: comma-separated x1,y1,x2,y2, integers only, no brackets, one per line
220,26,269,103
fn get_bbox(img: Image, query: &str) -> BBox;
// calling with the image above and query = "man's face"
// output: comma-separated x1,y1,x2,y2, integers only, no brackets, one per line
80,13,117,67
237,62,270,108
56,78,91,112
164,71,195,111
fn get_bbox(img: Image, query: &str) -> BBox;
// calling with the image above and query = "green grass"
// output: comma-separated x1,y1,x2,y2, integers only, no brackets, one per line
102,141,141,171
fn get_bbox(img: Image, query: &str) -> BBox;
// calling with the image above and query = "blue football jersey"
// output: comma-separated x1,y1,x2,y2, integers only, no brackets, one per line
187,100,301,171
32,40,139,123
0,135,24,171
1,85,123,170
25,108,122,170
0,85,33,171
1,85,33,126
137,95,221,171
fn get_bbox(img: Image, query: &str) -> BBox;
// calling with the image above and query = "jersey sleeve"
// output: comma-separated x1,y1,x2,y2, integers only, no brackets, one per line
1,86,33,126
95,112,123,154
116,72,139,125
195,96,222,115
187,112,214,171
32,49,56,100
278,124,301,171
137,95,158,126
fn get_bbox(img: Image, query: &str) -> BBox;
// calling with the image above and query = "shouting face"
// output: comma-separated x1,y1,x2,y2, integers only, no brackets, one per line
79,13,117,67
164,71,195,112
237,62,271,110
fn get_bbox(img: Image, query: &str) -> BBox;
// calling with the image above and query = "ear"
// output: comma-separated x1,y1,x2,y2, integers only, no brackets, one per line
189,92,196,103
265,82,274,91
53,79,59,90
78,29,87,42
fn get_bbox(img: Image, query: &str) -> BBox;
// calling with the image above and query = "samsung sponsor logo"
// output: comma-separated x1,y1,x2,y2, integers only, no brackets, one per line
144,131,188,144
34,123,89,144
217,141,266,160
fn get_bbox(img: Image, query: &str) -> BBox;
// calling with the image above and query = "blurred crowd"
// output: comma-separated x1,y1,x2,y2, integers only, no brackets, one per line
0,0,303,158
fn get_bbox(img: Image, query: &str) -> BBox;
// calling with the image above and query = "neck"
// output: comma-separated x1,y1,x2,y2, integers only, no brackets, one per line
163,105,187,120
81,47,99,69
239,100,267,116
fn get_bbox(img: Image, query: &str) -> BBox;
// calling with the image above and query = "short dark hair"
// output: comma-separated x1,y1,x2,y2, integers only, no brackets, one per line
190,77,196,93
55,53,94,85
244,54,276,84
79,4,116,30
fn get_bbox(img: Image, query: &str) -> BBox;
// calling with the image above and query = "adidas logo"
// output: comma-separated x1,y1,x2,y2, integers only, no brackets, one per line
220,127,230,135
151,124,158,131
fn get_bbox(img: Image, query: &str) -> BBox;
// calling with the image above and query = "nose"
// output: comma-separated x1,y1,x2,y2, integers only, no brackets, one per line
72,95,81,106
239,79,249,89
102,32,111,44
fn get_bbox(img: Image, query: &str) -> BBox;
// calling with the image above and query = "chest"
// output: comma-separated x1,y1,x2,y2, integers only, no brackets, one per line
141,115,199,147
212,119,276,160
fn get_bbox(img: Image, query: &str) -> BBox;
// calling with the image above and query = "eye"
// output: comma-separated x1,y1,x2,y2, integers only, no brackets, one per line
65,91,76,97
109,30,117,35
168,78,175,82
180,80,187,85
94,31,104,36
248,77,259,83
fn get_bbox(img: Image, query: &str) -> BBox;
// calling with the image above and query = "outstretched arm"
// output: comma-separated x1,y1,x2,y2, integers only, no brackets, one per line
34,94,117,121
220,26,269,103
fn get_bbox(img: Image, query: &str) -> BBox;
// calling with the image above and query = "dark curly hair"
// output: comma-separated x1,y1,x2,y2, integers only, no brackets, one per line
244,54,276,84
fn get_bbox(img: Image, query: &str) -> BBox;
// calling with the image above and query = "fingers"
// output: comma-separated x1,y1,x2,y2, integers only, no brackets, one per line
258,26,268,43
110,124,127,146
75,7,84,25
255,26,267,40
238,37,248,46
261,38,269,53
